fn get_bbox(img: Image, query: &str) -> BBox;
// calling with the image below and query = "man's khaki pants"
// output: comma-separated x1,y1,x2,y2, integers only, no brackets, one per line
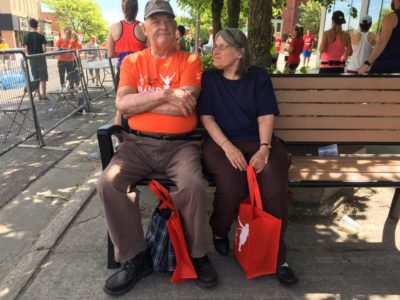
97,134,208,263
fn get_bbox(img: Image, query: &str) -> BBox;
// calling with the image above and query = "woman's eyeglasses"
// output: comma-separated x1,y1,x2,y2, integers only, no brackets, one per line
212,44,232,52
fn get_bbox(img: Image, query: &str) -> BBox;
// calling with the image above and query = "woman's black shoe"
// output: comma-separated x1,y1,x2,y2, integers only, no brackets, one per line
276,265,298,285
192,255,218,288
213,235,230,256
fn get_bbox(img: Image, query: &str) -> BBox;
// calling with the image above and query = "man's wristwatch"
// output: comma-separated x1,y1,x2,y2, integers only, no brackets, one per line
364,60,372,66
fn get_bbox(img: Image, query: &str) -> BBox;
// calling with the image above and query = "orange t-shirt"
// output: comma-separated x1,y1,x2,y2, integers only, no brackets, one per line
119,48,202,134
56,38,77,62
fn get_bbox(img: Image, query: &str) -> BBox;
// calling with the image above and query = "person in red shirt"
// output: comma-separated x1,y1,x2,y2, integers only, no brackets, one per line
302,30,315,67
274,32,282,53
284,25,304,74
107,0,146,126
56,29,78,90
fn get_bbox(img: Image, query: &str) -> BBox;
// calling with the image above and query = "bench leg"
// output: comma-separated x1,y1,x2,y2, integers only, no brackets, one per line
107,233,120,269
389,188,400,220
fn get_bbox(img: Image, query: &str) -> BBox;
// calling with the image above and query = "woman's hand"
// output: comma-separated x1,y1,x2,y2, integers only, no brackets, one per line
358,64,369,74
249,148,269,174
222,142,248,171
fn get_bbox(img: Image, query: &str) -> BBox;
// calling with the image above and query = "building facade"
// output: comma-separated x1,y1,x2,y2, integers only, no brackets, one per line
0,0,42,48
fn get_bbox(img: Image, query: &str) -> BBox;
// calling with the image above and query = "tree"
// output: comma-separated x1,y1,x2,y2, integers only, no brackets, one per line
43,0,108,42
298,0,322,35
248,0,273,69
370,7,392,33
212,0,224,36
227,0,241,28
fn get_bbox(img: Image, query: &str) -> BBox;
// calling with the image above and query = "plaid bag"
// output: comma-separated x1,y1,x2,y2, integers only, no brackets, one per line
146,207,176,274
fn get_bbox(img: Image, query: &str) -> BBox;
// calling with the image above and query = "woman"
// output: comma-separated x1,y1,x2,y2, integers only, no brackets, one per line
176,25,190,52
359,0,400,74
107,0,146,125
198,28,297,285
285,25,304,74
86,36,101,86
56,29,78,91
319,10,352,73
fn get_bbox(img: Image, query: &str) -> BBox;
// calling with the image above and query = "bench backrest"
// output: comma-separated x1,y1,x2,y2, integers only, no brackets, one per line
271,75,400,144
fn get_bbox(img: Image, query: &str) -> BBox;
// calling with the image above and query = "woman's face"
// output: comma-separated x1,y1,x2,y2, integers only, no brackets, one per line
212,36,242,72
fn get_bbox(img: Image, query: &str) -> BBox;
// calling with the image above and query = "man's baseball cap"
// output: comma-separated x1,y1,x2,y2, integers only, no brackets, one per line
332,10,346,25
144,0,175,19
360,15,372,24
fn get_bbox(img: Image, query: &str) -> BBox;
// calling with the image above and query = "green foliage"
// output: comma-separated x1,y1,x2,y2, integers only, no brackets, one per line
298,0,322,34
370,7,392,33
200,52,213,70
43,0,108,42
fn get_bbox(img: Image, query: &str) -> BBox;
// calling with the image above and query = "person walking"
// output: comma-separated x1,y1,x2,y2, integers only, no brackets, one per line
302,30,316,68
23,18,49,100
86,36,101,86
56,29,78,91
284,25,304,74
347,15,377,73
319,10,352,73
96,0,218,296
107,0,146,126
198,28,297,286
359,0,400,74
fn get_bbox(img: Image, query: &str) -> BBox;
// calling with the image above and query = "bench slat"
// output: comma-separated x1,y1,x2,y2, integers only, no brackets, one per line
290,157,400,182
272,77,400,90
279,103,400,117
276,90,400,103
275,117,400,130
275,130,400,142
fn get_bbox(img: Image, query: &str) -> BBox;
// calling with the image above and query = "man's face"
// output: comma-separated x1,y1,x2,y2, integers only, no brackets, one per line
143,13,176,48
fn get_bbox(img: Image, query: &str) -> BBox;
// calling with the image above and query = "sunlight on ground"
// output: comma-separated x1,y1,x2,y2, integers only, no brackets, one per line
305,294,400,299
0,224,26,239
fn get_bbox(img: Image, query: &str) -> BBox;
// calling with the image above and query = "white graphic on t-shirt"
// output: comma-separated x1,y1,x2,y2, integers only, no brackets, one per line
160,72,176,90
236,217,250,252
139,73,145,86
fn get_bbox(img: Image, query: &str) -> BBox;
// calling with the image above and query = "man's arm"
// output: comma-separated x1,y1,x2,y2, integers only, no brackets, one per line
116,85,197,117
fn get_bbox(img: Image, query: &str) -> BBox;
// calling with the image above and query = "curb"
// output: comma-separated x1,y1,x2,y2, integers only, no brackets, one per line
0,168,100,300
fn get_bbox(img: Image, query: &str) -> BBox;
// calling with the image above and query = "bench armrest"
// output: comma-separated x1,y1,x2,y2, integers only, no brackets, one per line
97,124,127,170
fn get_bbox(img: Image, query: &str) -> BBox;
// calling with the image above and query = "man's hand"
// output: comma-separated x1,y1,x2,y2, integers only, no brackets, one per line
165,88,196,116
249,148,269,174
222,141,248,172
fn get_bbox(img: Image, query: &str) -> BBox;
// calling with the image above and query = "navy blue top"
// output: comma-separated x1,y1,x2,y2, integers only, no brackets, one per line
374,9,400,67
198,67,279,140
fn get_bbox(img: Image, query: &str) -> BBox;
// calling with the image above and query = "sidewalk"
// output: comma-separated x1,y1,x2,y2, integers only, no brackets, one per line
0,95,399,299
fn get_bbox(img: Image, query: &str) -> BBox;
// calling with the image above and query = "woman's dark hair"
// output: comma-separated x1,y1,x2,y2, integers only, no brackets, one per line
294,24,304,38
360,22,372,31
214,28,251,78
122,0,138,22
177,25,186,37
29,18,39,29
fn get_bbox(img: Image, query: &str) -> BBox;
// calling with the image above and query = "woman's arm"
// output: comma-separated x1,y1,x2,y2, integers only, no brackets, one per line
249,115,274,173
359,13,397,74
319,31,328,53
200,115,248,171
343,32,353,61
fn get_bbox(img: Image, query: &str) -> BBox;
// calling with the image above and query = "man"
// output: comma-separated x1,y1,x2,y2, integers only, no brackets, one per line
302,30,315,68
23,18,49,100
96,0,218,296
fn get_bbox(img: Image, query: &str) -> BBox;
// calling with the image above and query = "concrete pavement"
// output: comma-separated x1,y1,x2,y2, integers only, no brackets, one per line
0,95,399,299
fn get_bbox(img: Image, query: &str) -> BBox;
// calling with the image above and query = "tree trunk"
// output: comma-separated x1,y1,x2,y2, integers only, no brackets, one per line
212,0,223,36
227,0,241,28
248,0,272,69
195,13,201,55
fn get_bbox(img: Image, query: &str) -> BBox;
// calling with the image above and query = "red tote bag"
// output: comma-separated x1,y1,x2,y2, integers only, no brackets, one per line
233,166,282,279
148,180,198,283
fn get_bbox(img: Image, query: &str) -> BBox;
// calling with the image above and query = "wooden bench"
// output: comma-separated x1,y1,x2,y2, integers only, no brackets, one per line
97,74,400,268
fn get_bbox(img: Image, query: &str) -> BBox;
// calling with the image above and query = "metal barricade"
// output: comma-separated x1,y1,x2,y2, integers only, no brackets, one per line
0,49,44,155
78,48,116,102
26,50,92,135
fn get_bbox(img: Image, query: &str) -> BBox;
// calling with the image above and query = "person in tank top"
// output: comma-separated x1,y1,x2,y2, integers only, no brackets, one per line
319,10,352,74
347,15,377,73
107,0,147,125
359,0,400,74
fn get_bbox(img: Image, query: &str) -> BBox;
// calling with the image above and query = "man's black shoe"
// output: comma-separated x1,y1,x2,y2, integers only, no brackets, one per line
103,249,153,296
192,255,218,288
276,265,298,285
213,235,230,256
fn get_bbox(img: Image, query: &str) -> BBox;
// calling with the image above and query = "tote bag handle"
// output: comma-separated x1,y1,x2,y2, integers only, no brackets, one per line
246,165,264,210
148,179,176,211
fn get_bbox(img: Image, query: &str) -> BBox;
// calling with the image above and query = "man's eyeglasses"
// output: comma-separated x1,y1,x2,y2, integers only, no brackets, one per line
212,44,232,52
